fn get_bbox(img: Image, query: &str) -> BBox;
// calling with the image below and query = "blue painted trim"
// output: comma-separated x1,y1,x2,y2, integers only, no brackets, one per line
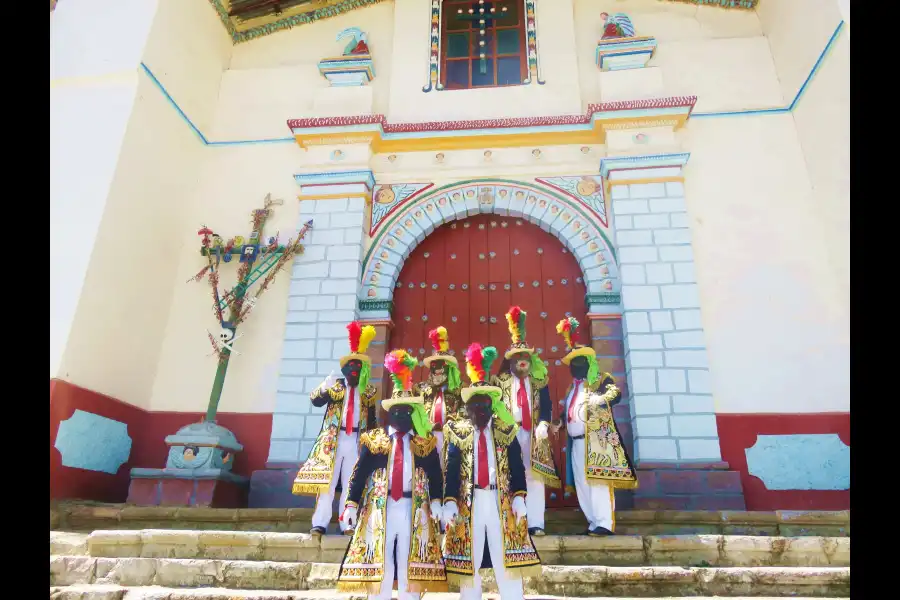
693,20,845,118
140,21,844,146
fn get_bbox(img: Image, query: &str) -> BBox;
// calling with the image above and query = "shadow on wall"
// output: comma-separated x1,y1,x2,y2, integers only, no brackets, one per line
49,379,272,503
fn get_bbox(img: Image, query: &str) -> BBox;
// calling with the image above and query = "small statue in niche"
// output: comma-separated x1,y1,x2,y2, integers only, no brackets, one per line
600,12,635,40
182,446,200,462
339,27,370,56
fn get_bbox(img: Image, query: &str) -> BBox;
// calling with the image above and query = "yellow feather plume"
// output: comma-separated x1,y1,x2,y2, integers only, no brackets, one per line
555,320,573,349
466,361,479,384
436,326,449,352
505,313,520,344
358,325,377,354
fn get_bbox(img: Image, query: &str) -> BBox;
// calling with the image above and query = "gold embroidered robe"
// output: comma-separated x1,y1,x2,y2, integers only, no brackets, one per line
443,419,542,583
292,380,378,495
337,429,447,594
564,373,638,490
492,372,561,488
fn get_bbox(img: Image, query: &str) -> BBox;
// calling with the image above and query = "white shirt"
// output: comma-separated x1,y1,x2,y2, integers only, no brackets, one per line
510,376,532,426
473,421,498,487
565,380,588,438
387,426,413,493
432,385,447,426
339,384,361,431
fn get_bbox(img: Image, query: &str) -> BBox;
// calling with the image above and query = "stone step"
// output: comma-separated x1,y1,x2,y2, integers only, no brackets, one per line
50,556,850,597
52,502,851,537
50,587,851,600
51,530,850,568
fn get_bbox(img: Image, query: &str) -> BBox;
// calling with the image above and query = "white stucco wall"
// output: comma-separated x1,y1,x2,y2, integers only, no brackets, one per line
52,1,849,418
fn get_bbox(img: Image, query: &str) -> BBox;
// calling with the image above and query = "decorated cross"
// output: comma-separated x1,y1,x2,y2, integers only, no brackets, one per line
190,193,313,423
456,1,510,74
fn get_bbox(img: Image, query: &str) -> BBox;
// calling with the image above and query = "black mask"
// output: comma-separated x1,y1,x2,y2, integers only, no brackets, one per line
342,359,363,388
429,360,448,387
466,397,492,430
569,356,589,381
389,405,414,434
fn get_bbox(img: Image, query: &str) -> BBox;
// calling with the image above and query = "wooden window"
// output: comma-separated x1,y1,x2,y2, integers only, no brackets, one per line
441,1,528,90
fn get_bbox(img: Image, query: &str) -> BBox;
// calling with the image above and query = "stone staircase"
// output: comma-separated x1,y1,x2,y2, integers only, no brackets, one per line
50,503,850,599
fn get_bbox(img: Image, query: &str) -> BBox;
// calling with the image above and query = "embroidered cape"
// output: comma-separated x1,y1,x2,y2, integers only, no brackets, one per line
564,373,638,491
292,379,378,495
337,428,447,594
443,419,542,584
492,371,561,488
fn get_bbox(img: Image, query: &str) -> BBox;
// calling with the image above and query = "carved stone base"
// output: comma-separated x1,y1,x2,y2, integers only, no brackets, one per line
127,469,248,508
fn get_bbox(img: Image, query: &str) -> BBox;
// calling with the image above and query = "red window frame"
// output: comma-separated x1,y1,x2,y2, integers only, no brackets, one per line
440,0,528,90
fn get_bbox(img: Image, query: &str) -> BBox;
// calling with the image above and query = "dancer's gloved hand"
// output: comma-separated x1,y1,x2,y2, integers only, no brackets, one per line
442,500,458,530
340,505,357,528
322,370,337,390
512,496,527,521
535,421,550,440
429,499,442,522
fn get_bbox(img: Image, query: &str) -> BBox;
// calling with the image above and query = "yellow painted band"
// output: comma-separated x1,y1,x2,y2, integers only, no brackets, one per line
297,192,371,202
292,115,689,153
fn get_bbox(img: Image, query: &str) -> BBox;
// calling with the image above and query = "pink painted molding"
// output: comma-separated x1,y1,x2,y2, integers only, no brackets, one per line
286,96,698,133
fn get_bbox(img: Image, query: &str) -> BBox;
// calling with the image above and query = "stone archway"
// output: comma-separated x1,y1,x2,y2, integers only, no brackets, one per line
358,180,621,318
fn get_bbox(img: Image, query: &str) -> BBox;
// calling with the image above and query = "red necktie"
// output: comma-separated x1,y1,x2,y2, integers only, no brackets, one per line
345,386,355,435
391,433,404,501
568,381,582,423
517,378,531,432
477,430,490,489
433,389,444,425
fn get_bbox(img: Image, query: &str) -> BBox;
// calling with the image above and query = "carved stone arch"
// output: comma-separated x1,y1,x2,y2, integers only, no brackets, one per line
359,179,620,318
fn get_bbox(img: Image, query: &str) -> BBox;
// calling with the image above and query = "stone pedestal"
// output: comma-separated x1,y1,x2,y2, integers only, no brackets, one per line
127,421,249,508
317,54,375,87
596,37,657,72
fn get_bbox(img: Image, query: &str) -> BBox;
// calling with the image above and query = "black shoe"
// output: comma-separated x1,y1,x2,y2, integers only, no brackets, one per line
588,526,613,537
310,526,326,536
528,527,546,537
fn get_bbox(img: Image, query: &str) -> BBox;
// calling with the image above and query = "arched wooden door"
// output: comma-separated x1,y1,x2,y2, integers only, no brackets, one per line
390,213,587,507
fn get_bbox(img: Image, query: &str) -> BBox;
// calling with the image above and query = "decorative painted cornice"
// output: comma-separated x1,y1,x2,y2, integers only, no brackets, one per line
207,1,389,44
600,153,691,179
287,96,697,153
295,170,375,200
663,0,758,9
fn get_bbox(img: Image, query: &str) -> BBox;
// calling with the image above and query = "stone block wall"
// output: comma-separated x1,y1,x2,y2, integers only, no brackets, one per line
611,180,722,465
267,197,367,468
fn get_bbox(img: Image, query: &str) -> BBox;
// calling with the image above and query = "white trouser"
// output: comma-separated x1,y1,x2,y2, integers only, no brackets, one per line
311,430,358,532
371,497,419,600
571,438,615,531
517,428,545,530
459,489,525,600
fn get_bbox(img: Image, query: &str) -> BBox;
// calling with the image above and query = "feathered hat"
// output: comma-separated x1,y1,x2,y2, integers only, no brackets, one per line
557,317,595,365
383,349,431,437
557,317,600,384
504,306,534,359
341,321,377,367
462,343,515,425
341,321,376,391
423,326,462,391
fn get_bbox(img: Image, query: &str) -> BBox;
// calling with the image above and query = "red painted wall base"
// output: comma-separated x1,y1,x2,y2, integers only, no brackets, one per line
717,413,850,511
50,378,272,505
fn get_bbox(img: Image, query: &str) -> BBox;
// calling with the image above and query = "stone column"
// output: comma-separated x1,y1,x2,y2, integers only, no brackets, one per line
248,171,374,508
601,154,744,510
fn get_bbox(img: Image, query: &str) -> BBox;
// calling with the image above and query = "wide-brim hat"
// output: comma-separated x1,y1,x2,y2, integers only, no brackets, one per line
461,383,502,403
339,353,372,367
561,344,596,366
504,342,535,360
423,351,458,368
382,393,425,410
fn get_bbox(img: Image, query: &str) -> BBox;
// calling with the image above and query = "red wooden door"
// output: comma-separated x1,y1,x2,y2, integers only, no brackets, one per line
390,214,588,507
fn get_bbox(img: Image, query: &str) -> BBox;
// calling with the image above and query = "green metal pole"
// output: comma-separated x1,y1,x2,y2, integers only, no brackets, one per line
205,352,231,423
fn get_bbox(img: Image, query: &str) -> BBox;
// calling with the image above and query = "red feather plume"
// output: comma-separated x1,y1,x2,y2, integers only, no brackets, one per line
347,321,362,353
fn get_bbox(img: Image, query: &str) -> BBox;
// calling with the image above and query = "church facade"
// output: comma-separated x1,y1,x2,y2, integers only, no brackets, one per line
50,0,850,512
